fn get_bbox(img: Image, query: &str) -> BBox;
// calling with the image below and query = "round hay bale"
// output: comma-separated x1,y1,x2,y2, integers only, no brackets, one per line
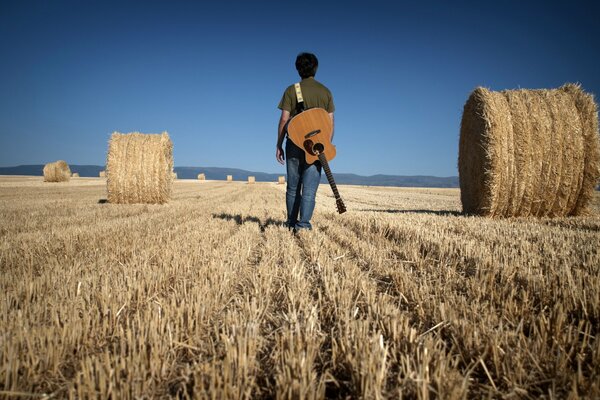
227,175,233,182
562,84,600,214
99,170,106,178
43,160,71,182
248,176,255,184
106,131,173,204
71,172,80,178
197,173,206,180
278,176,285,184
459,84,600,217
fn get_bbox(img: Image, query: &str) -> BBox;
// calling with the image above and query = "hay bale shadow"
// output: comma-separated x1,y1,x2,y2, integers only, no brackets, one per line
360,209,463,216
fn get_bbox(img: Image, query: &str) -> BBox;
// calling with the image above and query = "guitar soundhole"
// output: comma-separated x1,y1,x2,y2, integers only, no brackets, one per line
303,140,315,155
313,143,324,154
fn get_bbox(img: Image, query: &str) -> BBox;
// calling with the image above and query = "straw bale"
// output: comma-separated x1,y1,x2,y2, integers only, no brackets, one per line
43,160,71,182
459,84,599,217
248,176,255,184
71,172,80,178
198,173,206,180
562,84,600,214
227,175,233,182
106,131,173,204
278,176,286,184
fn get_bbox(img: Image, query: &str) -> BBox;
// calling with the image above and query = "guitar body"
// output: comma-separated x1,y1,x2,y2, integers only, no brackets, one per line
287,108,336,165
286,107,346,214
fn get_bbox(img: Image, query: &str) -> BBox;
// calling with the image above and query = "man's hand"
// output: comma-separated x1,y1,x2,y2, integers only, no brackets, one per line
329,113,335,142
276,109,290,165
276,146,285,165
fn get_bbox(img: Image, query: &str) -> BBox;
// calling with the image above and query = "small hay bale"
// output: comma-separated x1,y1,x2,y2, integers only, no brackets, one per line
278,176,286,184
43,160,71,182
248,176,255,184
71,172,80,178
106,131,173,204
459,84,600,217
99,170,106,178
227,175,233,182
198,173,206,180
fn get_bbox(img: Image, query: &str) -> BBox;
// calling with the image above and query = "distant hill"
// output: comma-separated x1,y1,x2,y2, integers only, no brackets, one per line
0,164,104,177
0,164,459,188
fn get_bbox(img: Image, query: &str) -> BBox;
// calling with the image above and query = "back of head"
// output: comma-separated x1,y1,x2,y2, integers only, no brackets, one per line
295,52,318,79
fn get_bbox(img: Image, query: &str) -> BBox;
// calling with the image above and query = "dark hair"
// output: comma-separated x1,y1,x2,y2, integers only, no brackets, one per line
295,52,318,79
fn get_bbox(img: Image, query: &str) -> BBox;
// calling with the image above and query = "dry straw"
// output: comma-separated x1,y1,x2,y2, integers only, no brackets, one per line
71,172,80,178
172,172,178,180
43,160,71,182
106,131,173,204
278,176,286,184
459,84,600,217
248,176,256,184
198,173,206,180
227,175,233,182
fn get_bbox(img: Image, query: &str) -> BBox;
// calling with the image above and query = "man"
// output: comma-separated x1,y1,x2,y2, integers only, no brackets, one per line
276,52,335,231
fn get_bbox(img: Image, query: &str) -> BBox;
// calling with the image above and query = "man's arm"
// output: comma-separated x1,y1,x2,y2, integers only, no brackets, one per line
329,113,335,141
276,109,290,165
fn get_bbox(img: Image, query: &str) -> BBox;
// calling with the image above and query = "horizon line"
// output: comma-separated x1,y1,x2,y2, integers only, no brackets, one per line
0,163,459,179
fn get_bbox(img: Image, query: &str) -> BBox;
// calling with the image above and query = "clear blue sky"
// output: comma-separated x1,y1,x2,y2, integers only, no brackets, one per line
1,0,599,176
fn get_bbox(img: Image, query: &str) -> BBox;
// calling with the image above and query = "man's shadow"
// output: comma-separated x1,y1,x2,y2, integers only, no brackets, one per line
360,208,463,216
212,213,286,232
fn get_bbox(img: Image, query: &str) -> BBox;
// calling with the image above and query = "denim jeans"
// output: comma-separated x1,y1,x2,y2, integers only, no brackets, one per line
285,139,322,230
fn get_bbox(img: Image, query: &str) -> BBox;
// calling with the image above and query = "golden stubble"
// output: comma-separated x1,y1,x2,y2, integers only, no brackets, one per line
0,177,599,398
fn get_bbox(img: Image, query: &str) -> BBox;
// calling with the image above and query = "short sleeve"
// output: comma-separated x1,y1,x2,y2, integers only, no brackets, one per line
327,91,335,113
278,86,294,112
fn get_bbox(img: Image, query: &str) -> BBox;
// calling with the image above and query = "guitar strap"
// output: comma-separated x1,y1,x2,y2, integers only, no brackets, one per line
294,83,305,113
284,83,305,137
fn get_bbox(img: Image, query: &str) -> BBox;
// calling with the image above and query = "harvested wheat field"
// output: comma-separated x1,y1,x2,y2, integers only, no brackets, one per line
1,176,599,399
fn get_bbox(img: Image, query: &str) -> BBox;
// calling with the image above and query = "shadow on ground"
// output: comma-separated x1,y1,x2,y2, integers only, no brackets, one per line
359,208,463,216
212,213,287,232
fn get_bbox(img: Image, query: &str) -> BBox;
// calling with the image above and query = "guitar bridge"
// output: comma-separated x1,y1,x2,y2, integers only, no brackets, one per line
304,129,321,139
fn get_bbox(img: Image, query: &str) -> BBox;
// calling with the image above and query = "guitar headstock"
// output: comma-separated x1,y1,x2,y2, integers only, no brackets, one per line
336,199,347,214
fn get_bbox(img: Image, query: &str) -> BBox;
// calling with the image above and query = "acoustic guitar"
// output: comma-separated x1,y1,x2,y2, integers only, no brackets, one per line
287,108,347,214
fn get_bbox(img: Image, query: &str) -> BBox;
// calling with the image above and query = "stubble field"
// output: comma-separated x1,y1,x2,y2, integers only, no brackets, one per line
1,176,599,399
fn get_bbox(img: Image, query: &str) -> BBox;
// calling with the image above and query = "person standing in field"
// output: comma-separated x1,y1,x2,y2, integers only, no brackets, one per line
276,52,335,231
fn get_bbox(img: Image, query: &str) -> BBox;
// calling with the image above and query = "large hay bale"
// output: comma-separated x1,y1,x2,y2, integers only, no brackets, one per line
278,176,285,184
248,176,255,184
459,84,600,217
71,172,80,178
43,160,71,182
227,175,233,182
198,173,205,180
106,131,173,204
99,170,106,178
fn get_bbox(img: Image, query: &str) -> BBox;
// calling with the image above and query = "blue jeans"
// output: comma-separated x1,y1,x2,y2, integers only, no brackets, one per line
286,139,322,230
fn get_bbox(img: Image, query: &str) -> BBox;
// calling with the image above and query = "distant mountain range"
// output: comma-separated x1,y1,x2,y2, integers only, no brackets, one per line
0,164,460,188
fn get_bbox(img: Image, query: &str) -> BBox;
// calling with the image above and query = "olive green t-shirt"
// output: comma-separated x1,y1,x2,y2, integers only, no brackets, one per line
277,77,335,118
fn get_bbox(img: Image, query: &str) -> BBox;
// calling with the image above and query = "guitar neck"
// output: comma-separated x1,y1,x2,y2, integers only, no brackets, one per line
317,153,340,195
